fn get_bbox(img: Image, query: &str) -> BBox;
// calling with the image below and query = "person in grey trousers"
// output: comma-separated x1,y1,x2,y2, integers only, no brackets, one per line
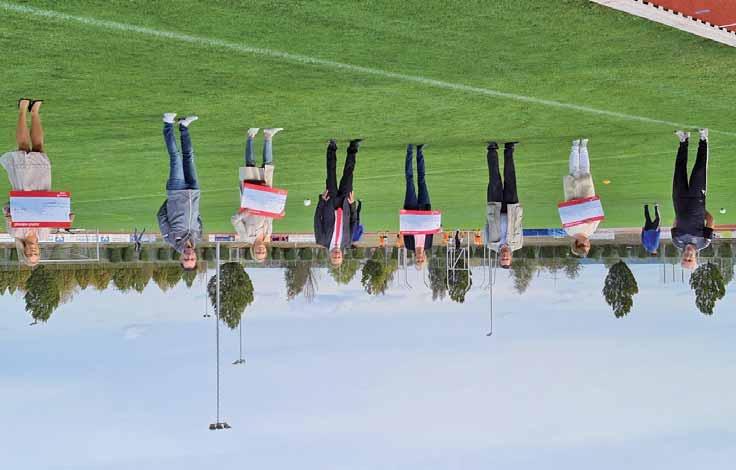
157,112,203,271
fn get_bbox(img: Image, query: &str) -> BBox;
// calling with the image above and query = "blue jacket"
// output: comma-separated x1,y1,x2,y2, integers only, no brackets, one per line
641,228,661,254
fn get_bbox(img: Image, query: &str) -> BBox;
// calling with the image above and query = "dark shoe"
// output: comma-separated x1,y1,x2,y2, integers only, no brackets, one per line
349,138,363,150
504,141,519,149
486,141,499,150
327,139,337,148
29,99,44,112
416,143,426,150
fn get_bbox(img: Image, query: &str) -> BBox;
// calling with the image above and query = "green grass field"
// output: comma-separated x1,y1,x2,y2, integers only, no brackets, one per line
1,0,734,233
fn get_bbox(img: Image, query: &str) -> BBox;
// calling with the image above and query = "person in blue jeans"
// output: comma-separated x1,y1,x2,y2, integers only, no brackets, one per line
157,113,203,271
403,144,432,268
641,204,661,255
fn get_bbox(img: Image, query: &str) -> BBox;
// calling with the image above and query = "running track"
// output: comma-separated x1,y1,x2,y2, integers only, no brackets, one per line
650,0,736,32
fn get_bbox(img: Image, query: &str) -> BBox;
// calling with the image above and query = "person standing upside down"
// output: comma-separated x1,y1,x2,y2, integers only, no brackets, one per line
1,99,54,266
671,129,714,270
483,141,523,269
157,112,203,271
231,127,284,262
314,139,362,267
563,138,599,257
402,143,433,268
642,204,661,256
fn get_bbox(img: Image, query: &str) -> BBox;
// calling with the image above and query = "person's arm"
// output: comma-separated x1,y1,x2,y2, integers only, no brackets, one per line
705,210,715,229
157,201,172,241
348,192,358,229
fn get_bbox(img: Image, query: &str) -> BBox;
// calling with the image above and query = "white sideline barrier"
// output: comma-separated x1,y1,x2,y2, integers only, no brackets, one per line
591,0,736,47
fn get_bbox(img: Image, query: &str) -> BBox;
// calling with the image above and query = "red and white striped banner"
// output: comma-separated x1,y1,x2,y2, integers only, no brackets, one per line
9,191,72,228
558,196,605,228
399,210,442,235
240,183,288,219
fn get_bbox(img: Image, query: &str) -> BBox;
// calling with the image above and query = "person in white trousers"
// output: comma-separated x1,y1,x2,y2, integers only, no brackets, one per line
563,139,599,257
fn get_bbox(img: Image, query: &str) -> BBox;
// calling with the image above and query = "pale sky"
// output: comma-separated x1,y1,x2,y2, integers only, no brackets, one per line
1,264,734,469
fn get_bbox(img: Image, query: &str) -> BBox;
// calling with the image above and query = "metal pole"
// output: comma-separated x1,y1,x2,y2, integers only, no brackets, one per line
216,242,221,424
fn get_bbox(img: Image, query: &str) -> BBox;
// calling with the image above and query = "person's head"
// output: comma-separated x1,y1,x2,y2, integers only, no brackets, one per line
250,238,269,264
415,247,427,270
16,236,41,267
681,244,698,270
571,236,591,258
180,245,198,271
330,248,343,266
499,245,513,269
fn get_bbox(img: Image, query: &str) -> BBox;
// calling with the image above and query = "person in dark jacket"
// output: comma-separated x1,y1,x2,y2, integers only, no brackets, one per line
641,204,661,255
402,143,432,268
314,139,361,266
157,113,203,270
671,129,714,270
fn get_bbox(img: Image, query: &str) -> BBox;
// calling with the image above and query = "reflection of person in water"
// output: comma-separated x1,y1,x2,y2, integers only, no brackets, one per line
1,99,59,266
314,139,362,267
402,144,433,269
157,113,203,271
231,127,283,263
563,139,599,257
671,129,714,270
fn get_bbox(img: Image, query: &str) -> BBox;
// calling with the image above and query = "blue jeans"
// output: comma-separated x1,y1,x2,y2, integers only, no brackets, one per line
164,123,199,190
404,144,430,209
245,136,274,167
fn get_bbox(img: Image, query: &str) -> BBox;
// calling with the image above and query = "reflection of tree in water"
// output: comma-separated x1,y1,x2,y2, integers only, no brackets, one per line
447,257,472,304
602,261,639,318
428,258,447,301
152,265,183,292
328,259,360,286
208,262,254,329
509,258,536,294
360,250,397,296
285,262,318,303
24,266,60,323
690,263,726,315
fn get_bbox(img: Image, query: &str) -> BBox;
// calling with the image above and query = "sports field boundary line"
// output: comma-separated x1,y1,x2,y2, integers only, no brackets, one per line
1,1,735,137
591,0,736,47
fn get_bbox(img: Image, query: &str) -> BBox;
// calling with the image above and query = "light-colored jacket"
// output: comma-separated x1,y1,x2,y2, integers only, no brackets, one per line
232,165,275,243
1,150,52,240
483,202,524,251
157,189,203,253
563,172,599,237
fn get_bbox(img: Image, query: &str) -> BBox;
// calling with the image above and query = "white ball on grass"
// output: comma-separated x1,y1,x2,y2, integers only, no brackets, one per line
304,199,312,207
720,208,726,214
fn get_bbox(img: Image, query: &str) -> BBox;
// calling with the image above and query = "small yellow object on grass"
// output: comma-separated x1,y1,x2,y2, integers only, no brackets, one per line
602,179,611,185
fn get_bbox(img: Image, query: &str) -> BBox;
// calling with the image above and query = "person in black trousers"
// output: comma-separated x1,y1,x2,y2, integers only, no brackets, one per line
671,129,714,270
484,141,523,268
314,139,362,266
402,144,432,268
641,204,661,255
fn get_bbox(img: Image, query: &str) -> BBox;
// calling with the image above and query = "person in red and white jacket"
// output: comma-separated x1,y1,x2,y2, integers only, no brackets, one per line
314,139,362,266
563,139,599,257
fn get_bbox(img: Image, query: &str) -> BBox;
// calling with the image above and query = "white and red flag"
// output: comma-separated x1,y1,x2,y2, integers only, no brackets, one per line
399,210,442,235
9,191,72,228
240,183,288,218
558,196,605,228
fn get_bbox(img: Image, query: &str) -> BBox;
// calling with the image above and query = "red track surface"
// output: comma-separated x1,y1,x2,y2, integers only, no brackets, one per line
650,0,736,32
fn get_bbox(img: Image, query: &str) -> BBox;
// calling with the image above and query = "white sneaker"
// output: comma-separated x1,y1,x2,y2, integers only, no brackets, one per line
264,128,284,139
580,138,589,148
178,115,199,127
247,128,260,138
699,128,709,141
675,130,690,142
163,113,177,124
572,139,580,147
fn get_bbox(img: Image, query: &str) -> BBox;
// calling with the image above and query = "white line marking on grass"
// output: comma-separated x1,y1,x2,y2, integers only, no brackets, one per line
2,1,735,137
